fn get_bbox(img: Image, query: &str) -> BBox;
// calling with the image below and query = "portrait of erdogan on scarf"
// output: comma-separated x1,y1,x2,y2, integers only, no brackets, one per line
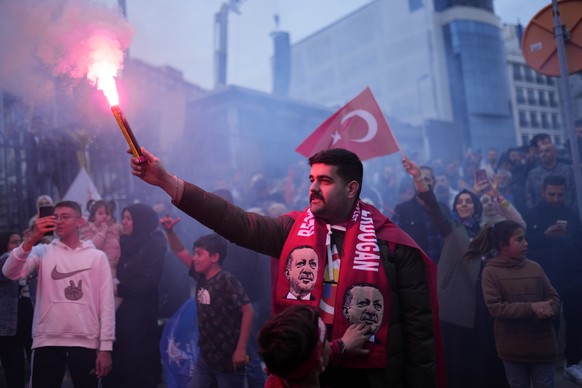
342,283,384,337
284,245,318,301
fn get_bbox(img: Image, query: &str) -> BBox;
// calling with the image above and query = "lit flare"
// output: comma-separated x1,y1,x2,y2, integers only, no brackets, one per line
88,61,145,162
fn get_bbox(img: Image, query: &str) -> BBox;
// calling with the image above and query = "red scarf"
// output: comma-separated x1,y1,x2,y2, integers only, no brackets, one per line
273,200,446,386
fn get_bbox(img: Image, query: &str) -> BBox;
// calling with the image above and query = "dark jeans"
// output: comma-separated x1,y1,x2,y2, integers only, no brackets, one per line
191,355,246,388
0,297,34,388
502,360,554,388
441,321,509,388
0,335,26,388
563,293,582,365
31,346,98,388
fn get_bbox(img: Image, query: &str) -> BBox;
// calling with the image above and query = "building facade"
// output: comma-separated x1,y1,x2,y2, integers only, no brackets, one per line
503,23,564,146
288,0,516,160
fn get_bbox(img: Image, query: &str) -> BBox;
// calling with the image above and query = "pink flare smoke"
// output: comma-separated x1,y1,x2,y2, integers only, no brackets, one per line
0,0,133,103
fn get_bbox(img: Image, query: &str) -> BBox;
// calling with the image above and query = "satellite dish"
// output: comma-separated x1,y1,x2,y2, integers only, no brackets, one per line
521,0,582,76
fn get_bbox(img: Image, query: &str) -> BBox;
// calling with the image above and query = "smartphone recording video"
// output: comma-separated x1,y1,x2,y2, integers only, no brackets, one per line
39,206,54,218
474,168,488,184
38,206,54,236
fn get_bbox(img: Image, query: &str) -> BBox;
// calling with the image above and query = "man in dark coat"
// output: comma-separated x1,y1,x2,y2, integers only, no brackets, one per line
525,175,582,384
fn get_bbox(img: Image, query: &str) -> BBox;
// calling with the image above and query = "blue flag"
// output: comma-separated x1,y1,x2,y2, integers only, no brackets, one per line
160,297,198,388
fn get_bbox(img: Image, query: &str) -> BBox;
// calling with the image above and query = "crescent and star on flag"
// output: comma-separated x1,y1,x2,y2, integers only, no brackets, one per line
331,109,378,145
296,87,401,161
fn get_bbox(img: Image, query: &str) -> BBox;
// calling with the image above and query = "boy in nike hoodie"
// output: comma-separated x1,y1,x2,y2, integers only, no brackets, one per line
2,201,115,388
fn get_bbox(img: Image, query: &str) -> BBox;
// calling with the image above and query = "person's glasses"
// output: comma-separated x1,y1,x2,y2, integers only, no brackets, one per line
54,214,77,222
9,239,22,244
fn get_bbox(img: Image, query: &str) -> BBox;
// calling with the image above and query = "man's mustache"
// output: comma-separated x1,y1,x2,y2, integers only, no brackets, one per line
310,193,324,202
299,272,314,281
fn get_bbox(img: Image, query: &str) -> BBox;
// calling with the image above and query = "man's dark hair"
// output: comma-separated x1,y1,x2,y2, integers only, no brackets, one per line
543,175,566,190
420,165,434,176
530,133,551,148
54,201,82,217
193,233,228,265
507,147,521,155
308,148,363,197
258,305,320,379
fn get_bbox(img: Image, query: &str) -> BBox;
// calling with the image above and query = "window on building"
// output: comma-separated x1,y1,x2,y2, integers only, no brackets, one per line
535,71,545,84
538,91,547,106
519,111,529,127
408,0,423,11
516,87,525,104
513,63,522,81
547,77,555,86
552,113,560,129
527,89,536,105
522,134,530,145
525,67,534,82
541,112,550,128
530,112,540,128
549,91,557,107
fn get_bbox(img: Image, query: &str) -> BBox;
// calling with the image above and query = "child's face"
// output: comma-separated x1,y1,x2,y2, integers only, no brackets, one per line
503,228,528,260
95,206,109,225
193,247,217,276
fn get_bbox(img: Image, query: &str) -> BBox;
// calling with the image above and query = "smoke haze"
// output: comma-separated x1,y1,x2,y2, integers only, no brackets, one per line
0,0,133,103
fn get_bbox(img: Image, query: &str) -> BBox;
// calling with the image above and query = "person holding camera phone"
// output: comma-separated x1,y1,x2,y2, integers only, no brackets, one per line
27,195,54,232
472,169,526,228
525,175,582,385
402,156,511,388
2,201,115,388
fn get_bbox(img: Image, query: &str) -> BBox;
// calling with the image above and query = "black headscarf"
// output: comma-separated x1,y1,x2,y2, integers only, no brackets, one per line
120,203,161,257
452,189,483,238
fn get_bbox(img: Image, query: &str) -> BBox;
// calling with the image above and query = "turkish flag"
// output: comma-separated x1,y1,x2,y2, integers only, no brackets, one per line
296,87,400,160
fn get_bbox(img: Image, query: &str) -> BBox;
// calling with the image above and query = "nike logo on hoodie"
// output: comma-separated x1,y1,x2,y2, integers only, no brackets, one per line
51,266,91,280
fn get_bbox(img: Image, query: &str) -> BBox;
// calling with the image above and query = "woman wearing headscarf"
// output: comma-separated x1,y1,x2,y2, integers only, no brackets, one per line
402,157,511,388
104,203,167,388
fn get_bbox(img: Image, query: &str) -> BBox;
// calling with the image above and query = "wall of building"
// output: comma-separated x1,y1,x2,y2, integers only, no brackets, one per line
288,0,517,159
503,23,563,146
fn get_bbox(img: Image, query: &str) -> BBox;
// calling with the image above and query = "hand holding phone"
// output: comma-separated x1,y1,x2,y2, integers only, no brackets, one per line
39,205,54,219
474,168,491,193
38,206,55,236
474,169,488,184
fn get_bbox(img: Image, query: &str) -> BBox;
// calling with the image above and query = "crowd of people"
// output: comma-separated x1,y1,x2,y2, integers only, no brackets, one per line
0,198,167,387
0,126,581,388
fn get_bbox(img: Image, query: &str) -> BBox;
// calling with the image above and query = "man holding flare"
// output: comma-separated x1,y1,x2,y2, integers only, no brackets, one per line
129,147,444,388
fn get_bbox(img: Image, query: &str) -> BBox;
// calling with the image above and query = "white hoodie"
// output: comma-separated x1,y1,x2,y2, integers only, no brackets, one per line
2,239,115,351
